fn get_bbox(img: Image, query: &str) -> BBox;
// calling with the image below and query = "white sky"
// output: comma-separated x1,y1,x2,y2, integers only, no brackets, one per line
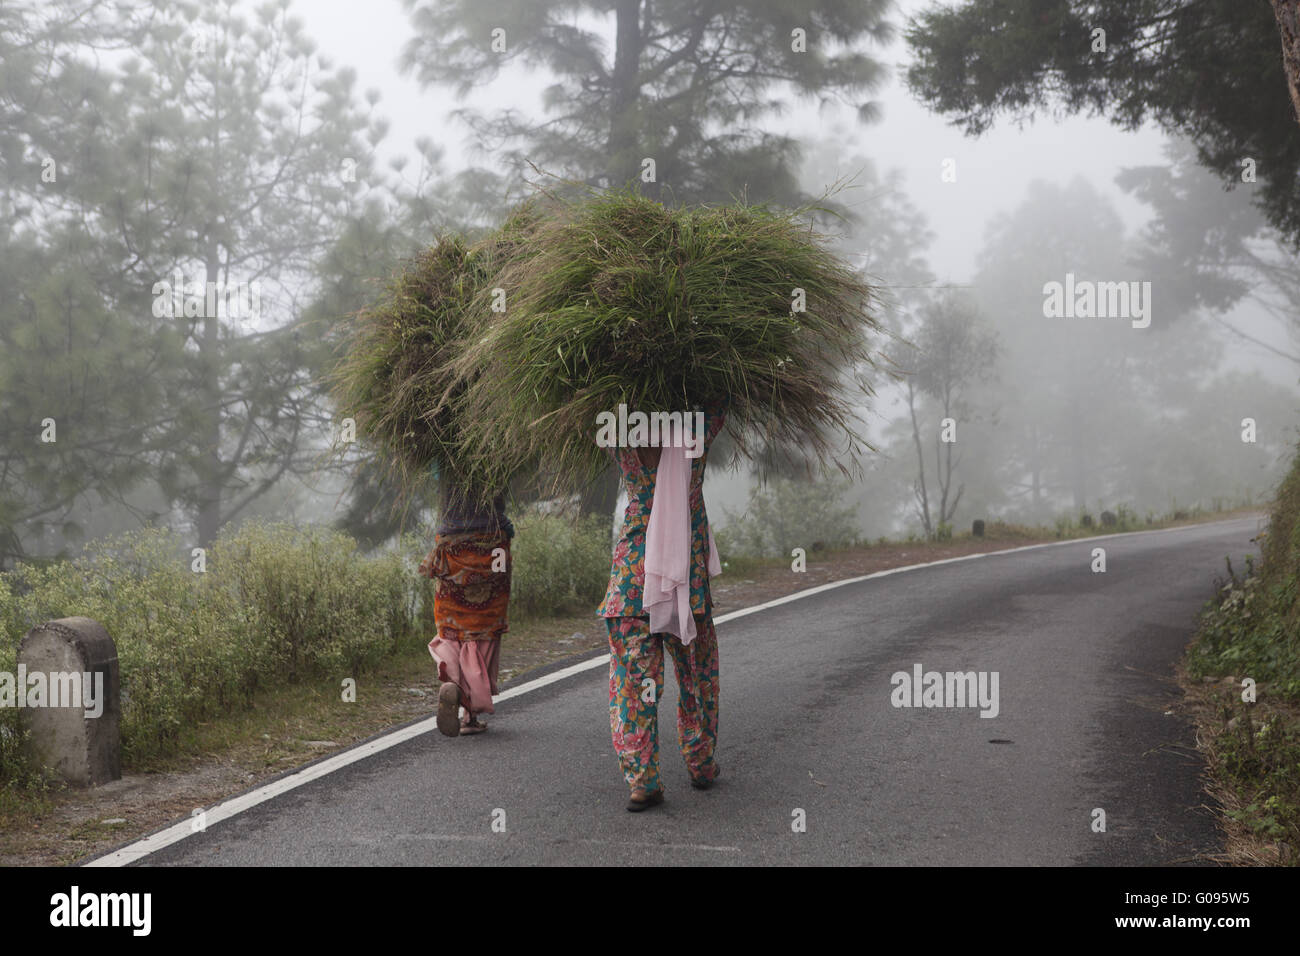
301,0,1169,285
298,0,1296,384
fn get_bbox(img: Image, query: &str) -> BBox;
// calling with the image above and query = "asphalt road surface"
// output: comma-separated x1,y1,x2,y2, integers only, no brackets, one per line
111,516,1263,866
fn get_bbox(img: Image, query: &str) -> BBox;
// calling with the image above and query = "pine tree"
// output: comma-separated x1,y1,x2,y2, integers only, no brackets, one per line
906,0,1300,247
399,0,898,514
0,0,392,559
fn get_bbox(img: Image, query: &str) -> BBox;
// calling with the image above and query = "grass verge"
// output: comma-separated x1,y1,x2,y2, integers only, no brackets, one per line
1181,445,1300,865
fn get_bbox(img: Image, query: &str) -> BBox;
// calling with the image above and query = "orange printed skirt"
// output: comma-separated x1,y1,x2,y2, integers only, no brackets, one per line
423,530,511,715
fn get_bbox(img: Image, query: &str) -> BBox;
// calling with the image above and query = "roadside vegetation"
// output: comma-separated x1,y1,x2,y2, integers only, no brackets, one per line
0,511,610,798
1185,444,1300,864
0,486,1258,801
0,483,1263,843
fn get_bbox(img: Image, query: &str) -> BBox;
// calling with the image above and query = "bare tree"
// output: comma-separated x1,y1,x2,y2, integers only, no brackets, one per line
904,292,998,536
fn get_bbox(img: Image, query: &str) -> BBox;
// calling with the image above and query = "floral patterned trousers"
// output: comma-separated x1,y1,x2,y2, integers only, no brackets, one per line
605,615,720,796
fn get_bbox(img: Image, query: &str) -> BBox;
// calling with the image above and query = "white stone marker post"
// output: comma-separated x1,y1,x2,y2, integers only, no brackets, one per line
17,616,121,786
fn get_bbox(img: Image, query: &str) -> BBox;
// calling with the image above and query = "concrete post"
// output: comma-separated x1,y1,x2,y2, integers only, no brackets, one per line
17,617,121,786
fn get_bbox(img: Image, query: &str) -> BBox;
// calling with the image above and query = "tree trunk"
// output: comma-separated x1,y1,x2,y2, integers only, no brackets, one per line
906,379,932,534
1028,421,1043,511
1272,0,1300,126
935,385,955,526
196,249,224,548
1068,427,1086,513
579,0,643,521
606,0,644,191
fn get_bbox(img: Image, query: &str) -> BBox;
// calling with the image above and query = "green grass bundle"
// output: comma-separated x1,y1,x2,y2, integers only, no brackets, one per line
453,186,885,496
328,202,543,497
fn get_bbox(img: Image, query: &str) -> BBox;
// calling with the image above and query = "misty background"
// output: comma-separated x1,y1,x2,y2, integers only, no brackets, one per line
3,0,1298,568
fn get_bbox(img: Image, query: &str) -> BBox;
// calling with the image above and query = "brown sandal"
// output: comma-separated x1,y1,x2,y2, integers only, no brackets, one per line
436,683,461,738
626,789,665,812
690,766,720,790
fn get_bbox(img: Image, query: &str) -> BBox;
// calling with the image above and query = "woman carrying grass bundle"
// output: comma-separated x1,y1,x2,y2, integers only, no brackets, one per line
418,459,514,737
438,188,882,786
598,399,728,811
329,224,538,740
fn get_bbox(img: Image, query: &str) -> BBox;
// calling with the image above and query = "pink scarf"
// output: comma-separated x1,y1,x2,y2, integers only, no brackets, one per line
643,419,721,644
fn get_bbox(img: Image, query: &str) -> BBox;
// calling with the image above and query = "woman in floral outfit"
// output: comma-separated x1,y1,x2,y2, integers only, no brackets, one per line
598,400,727,811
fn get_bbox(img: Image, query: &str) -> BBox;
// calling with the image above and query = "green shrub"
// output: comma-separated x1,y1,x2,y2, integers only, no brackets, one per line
1188,443,1300,699
716,477,860,559
0,511,628,789
0,520,424,784
211,522,417,683
1215,710,1300,849
508,512,610,618
1184,445,1300,862
1113,503,1139,530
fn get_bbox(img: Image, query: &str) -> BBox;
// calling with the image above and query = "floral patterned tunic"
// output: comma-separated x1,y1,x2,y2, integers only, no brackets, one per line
597,400,727,620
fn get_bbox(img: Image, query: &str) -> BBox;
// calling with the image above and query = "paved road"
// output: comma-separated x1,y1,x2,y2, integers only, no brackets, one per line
120,517,1262,866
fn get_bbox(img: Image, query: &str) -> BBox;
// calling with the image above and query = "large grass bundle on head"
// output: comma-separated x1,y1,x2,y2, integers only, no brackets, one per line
453,186,885,497
327,200,545,502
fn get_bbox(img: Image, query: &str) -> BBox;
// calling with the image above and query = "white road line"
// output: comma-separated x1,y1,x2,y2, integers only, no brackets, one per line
83,515,1259,866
